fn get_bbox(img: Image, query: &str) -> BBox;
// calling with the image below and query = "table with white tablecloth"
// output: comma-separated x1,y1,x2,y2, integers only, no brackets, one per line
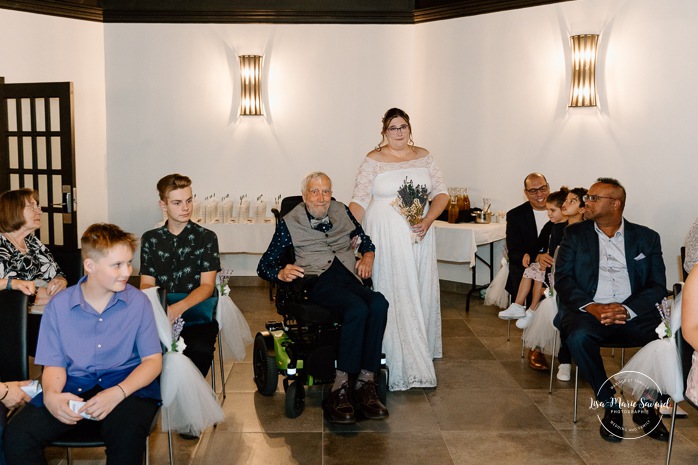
433,221,507,311
205,221,276,253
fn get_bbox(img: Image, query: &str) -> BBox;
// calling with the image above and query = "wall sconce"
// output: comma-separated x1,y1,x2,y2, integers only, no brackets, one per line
569,34,598,107
239,55,263,116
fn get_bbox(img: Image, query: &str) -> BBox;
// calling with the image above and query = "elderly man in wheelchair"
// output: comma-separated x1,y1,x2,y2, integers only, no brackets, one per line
256,171,389,424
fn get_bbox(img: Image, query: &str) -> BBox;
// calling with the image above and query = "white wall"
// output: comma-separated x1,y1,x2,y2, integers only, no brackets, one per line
2,0,696,284
0,10,108,240
415,0,698,285
103,23,414,236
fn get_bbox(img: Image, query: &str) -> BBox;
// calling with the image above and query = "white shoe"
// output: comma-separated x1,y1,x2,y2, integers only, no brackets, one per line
557,363,571,381
498,303,526,319
516,309,535,329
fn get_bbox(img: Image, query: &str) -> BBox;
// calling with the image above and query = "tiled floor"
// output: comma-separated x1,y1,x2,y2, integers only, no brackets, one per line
42,287,698,464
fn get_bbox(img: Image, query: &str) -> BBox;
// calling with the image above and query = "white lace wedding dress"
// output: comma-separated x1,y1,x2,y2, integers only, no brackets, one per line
352,155,448,391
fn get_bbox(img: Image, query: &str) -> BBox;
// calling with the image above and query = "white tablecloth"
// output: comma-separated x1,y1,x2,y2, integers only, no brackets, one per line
434,221,506,266
206,221,275,254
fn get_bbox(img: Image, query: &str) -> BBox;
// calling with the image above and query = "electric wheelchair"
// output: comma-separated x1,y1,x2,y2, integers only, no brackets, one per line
253,196,388,419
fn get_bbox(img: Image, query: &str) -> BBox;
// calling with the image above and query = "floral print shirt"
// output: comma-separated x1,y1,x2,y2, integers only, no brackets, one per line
0,233,64,281
140,221,220,293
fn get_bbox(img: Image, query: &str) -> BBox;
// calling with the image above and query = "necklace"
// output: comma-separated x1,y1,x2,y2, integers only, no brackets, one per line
4,232,28,253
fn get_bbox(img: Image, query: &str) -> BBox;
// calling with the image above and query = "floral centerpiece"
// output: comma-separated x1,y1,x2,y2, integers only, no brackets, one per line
218,268,234,296
655,297,672,339
391,177,428,244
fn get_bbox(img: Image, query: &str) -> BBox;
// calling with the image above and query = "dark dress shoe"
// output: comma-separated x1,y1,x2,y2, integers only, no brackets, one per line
599,408,623,442
323,384,356,424
179,432,199,440
354,380,389,420
528,349,550,371
633,406,669,441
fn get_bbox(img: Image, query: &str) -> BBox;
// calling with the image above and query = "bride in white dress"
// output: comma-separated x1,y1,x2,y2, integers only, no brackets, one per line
350,108,449,391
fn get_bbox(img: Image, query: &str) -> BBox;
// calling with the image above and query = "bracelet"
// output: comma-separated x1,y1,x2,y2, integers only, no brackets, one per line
5,277,12,290
116,384,127,399
0,383,8,401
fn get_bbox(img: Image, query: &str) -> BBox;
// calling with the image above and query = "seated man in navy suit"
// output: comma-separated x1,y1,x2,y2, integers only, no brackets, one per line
555,177,668,443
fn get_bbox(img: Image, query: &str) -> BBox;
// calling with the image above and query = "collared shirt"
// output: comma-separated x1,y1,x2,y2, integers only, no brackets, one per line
140,221,220,293
257,204,375,282
593,220,632,304
34,276,162,403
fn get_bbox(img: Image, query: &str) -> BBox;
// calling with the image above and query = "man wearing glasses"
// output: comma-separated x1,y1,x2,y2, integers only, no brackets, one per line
502,173,554,314
555,177,668,443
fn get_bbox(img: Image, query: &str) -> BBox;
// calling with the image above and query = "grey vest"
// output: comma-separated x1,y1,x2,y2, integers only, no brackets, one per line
285,201,358,279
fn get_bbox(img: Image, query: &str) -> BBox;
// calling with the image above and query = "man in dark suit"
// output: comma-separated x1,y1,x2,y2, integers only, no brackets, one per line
500,173,553,370
504,173,554,299
555,177,668,443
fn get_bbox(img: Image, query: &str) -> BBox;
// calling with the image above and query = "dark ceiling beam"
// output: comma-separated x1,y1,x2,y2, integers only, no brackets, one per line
0,0,102,22
0,0,576,24
101,9,414,25
414,0,574,23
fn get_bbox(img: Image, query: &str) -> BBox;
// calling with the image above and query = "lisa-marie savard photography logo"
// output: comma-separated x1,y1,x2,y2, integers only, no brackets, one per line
588,370,671,440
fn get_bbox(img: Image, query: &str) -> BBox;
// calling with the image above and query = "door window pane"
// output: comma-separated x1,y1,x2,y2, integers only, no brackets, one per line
49,98,60,131
8,137,18,169
22,136,33,169
6,99,17,131
21,99,31,131
51,137,61,169
36,137,47,169
35,98,46,131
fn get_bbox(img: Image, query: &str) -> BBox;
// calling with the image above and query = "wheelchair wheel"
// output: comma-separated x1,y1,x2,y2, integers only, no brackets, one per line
284,380,305,418
253,333,278,396
377,368,388,405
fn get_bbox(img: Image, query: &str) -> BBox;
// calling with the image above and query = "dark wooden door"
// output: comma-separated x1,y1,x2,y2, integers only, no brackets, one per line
0,78,81,283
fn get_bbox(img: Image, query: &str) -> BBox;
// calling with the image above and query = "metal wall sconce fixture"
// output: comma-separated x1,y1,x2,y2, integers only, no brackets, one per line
239,55,263,116
569,34,598,107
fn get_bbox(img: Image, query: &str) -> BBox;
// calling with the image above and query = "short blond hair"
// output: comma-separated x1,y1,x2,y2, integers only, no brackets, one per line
81,223,137,261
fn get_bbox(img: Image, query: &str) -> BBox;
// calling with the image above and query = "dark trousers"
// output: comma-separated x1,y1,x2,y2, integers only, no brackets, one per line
5,389,159,465
181,321,219,377
310,259,388,374
562,310,659,403
0,403,6,465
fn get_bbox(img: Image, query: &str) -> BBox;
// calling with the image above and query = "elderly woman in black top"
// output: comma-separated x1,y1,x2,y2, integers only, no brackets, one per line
0,188,67,302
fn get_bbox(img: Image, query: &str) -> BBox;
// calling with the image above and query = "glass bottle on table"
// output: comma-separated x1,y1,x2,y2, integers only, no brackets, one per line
448,196,459,223
456,188,466,212
461,187,471,211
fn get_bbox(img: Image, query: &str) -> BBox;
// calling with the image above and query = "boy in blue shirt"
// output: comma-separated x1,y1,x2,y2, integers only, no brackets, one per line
6,223,162,465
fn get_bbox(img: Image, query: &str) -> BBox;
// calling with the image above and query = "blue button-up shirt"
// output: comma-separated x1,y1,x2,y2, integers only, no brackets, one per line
33,276,162,405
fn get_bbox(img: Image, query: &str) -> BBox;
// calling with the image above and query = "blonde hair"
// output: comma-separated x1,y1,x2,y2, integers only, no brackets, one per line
81,223,137,261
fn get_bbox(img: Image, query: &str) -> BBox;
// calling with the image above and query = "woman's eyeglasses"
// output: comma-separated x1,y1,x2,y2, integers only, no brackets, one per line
387,124,409,134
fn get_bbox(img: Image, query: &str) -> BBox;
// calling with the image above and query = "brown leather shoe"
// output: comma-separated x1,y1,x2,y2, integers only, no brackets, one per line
322,384,356,424
528,349,550,371
354,380,389,420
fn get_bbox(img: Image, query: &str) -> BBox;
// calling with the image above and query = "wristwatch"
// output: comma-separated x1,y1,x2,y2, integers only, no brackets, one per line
5,277,12,290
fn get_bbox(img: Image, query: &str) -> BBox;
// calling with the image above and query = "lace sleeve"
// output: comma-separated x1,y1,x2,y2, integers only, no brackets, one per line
685,217,698,273
351,157,378,209
426,154,448,197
